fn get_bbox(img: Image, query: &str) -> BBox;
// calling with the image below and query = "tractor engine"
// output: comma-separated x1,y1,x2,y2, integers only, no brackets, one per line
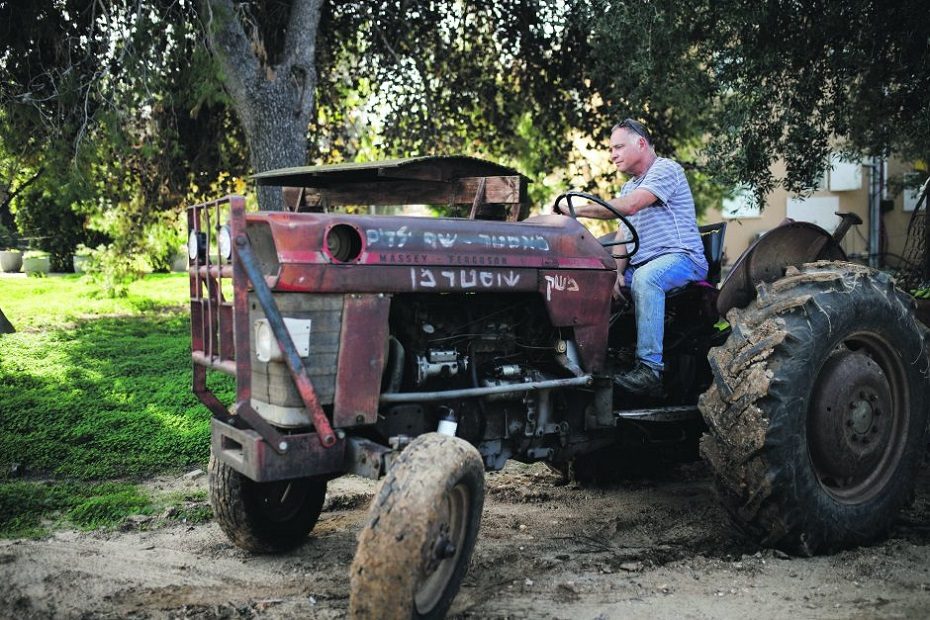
377,292,589,467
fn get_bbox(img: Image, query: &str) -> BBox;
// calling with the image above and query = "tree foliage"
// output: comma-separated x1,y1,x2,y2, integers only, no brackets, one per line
558,0,930,207
1,0,928,264
698,0,930,201
0,0,246,270
575,0,724,213
311,1,597,209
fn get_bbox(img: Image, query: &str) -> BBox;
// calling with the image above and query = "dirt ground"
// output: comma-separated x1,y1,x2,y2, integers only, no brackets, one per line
3,459,930,620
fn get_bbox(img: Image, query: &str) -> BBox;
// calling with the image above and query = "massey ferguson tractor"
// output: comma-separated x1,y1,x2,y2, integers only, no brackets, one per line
187,156,929,618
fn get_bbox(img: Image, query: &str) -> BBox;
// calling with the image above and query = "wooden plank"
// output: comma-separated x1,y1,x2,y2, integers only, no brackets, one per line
455,176,522,205
255,156,525,187
282,186,302,211
285,176,525,208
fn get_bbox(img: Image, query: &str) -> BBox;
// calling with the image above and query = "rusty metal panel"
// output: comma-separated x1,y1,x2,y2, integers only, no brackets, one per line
275,264,540,295
333,294,392,427
344,436,392,480
717,221,846,316
293,176,525,208
260,212,614,270
538,270,613,324
536,270,614,373
211,419,345,482
235,234,337,448
573,324,610,374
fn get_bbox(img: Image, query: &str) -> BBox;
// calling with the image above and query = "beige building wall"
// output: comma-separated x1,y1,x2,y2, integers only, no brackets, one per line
703,158,923,270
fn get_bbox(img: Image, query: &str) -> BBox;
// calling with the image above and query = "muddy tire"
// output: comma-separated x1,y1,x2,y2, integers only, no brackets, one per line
208,454,327,553
699,262,930,555
349,433,484,619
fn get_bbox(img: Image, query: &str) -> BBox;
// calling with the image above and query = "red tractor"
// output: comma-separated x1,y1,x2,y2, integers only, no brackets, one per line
187,156,929,618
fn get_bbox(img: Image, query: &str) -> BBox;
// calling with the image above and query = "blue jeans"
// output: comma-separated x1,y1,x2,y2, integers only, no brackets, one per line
623,253,707,372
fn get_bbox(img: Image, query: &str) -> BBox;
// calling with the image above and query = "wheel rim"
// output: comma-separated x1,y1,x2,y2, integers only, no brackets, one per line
414,482,470,614
807,333,909,503
255,480,307,522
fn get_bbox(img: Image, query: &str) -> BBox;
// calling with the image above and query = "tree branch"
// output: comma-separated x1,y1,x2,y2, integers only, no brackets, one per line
0,167,44,230
282,0,324,116
283,0,324,67
199,0,261,120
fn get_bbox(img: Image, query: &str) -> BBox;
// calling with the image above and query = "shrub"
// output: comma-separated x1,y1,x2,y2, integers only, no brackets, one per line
13,171,105,272
0,223,20,250
83,244,149,297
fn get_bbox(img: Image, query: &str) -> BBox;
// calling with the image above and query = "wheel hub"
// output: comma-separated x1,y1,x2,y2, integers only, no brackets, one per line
849,398,874,435
415,483,469,614
809,349,893,486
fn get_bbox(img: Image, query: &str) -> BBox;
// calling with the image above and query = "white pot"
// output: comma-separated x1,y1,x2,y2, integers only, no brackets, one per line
0,250,23,273
23,255,51,274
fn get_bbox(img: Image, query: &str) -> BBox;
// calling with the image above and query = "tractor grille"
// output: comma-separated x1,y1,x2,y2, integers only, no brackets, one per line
249,293,344,408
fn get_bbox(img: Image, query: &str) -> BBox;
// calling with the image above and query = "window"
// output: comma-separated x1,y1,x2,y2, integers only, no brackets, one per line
828,154,862,192
787,196,841,232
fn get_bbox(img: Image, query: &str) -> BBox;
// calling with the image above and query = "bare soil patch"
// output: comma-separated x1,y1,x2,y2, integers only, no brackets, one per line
3,460,930,619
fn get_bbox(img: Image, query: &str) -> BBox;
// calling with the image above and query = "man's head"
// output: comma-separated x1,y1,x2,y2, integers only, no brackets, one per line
609,118,655,177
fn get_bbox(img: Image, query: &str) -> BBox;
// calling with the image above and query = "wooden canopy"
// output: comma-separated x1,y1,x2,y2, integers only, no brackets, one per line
252,156,530,219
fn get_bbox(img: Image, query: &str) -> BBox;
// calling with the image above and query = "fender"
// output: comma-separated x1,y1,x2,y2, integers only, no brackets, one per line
717,219,847,316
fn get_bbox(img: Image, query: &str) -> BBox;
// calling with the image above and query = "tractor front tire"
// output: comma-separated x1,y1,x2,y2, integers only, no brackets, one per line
349,433,485,619
208,454,327,553
700,262,930,555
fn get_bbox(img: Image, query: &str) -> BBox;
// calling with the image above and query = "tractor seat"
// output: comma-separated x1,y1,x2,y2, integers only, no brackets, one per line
667,221,727,294
698,222,727,286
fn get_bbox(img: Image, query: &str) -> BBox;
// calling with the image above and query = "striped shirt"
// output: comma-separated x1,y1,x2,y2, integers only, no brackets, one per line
620,157,708,273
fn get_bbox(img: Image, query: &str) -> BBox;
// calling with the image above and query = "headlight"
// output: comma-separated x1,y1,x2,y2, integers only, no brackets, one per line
188,230,205,261
218,225,232,260
254,319,282,363
254,318,312,363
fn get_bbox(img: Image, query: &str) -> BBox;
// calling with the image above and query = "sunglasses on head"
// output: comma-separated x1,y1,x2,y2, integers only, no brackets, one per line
617,118,650,143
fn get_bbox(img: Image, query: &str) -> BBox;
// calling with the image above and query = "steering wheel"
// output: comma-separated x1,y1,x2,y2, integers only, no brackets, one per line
553,191,640,260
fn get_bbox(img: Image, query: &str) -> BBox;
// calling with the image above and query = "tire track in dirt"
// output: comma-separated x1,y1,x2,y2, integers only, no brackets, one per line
2,461,930,619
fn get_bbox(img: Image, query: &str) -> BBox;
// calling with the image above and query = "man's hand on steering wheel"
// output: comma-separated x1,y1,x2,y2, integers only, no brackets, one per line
552,191,640,260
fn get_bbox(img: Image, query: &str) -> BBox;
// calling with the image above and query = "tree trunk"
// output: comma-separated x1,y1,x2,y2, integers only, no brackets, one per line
0,306,14,334
201,0,323,211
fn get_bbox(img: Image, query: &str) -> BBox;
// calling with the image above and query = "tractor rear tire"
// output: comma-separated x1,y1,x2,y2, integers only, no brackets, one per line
349,433,484,619
699,262,930,555
208,454,327,553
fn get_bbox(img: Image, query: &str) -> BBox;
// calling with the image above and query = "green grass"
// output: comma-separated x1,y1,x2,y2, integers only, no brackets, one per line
0,480,153,537
0,273,189,331
0,273,232,537
161,489,214,525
